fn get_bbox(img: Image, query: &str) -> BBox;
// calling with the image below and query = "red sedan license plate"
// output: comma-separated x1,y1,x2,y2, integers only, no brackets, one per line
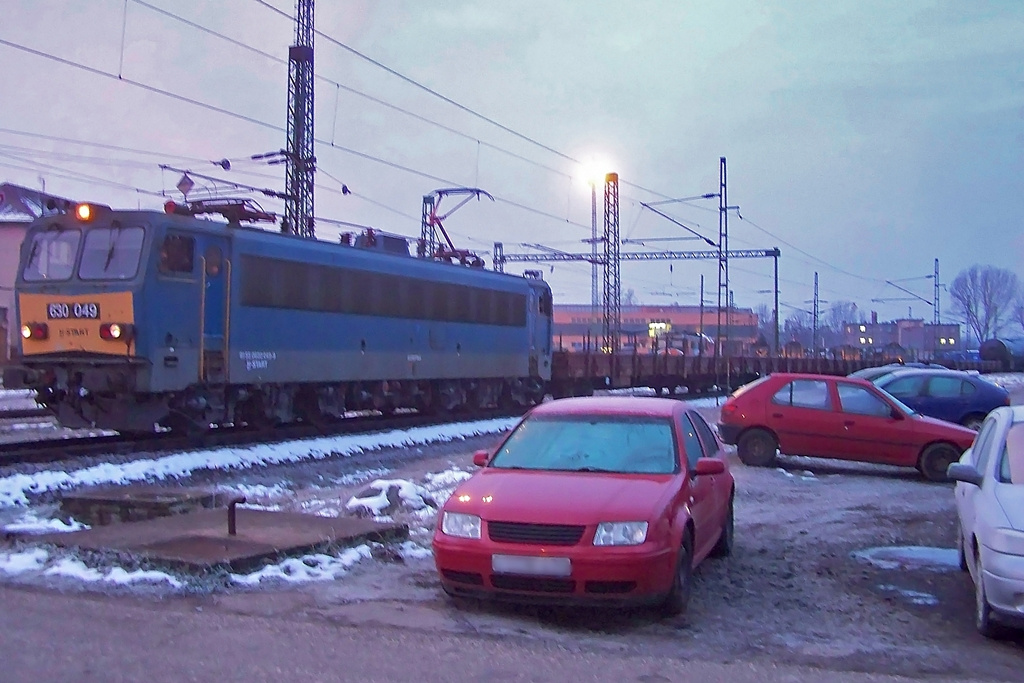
492,554,571,577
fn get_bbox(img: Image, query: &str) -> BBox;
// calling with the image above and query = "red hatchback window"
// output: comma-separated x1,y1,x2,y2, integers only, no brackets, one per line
771,379,831,410
836,384,891,417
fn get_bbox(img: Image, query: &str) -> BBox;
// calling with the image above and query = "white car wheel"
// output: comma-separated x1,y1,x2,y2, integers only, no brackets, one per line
975,558,1006,639
956,522,968,572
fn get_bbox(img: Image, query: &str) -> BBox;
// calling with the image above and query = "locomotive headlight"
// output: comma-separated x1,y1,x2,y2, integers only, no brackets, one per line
99,323,135,341
75,203,93,221
21,323,48,340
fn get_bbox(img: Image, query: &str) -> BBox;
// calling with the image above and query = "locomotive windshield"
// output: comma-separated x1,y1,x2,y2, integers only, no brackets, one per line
22,228,81,281
78,225,146,280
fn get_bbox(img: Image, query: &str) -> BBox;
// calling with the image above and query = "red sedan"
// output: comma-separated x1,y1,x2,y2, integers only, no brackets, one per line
717,373,977,481
432,396,734,616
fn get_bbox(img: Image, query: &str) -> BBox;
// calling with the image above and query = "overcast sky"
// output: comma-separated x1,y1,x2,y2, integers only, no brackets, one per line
1,1,1022,326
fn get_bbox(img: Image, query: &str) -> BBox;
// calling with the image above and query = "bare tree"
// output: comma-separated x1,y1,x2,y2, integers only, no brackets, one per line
754,303,777,352
1013,293,1024,334
783,310,812,349
821,300,861,349
948,265,1020,341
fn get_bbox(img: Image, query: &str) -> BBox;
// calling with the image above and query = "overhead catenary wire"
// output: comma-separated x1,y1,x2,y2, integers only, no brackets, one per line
3,10,894,309
0,36,597,235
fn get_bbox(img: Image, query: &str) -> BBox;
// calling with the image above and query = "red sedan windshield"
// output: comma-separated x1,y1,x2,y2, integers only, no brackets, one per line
490,416,678,475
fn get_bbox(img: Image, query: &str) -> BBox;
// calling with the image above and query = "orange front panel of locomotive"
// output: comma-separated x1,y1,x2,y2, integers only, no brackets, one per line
18,291,135,356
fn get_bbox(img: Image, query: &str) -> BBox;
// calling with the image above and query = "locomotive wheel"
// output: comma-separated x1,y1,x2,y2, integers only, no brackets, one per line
435,381,465,414
161,411,204,437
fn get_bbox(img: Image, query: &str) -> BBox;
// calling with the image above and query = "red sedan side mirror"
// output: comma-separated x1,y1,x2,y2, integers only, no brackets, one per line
472,449,490,467
694,458,725,476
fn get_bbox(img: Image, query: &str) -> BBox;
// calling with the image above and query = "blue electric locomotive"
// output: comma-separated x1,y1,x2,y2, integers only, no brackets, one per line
5,200,553,432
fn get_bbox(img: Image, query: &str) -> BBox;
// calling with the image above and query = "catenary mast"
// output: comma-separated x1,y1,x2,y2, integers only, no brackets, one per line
284,0,316,237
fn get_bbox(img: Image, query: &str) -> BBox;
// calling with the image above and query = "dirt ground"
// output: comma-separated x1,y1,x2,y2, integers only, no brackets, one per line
4,397,1024,681
165,399,1024,681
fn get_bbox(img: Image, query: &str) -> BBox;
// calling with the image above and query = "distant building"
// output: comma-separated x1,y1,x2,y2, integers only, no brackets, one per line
842,311,960,361
0,222,30,360
1,182,69,360
553,304,758,355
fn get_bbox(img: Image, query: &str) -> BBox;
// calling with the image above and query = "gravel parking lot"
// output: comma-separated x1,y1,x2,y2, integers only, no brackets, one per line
3,391,1024,681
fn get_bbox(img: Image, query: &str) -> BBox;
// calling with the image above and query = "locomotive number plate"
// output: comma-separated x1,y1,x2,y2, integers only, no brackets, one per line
47,302,101,320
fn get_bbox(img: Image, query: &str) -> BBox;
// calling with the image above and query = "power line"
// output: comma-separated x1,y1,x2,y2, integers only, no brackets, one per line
0,36,595,234
247,0,677,202
0,126,208,164
128,0,575,184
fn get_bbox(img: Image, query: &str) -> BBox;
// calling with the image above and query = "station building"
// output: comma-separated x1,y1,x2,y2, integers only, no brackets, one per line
842,312,961,361
552,303,759,356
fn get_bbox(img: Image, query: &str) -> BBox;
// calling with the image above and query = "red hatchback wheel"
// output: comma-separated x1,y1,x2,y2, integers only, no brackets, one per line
917,443,958,482
737,428,778,467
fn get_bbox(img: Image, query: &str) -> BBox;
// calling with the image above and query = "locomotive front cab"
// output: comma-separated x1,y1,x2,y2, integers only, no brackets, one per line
7,203,150,428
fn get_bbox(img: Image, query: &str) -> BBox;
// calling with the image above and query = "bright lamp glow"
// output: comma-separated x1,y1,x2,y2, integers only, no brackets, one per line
75,204,92,221
594,521,648,546
579,156,613,188
441,511,481,539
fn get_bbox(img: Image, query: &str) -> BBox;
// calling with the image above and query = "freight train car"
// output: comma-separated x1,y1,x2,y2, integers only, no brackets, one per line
4,200,552,432
980,338,1024,372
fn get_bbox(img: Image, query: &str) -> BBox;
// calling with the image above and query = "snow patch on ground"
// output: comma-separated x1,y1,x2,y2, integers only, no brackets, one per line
0,418,518,508
776,467,818,482
3,509,88,534
877,584,939,606
346,479,435,517
231,545,372,585
852,546,959,572
0,548,49,574
42,558,182,587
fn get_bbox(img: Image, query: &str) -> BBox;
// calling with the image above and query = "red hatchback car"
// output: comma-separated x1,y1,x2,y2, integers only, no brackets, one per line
717,373,977,481
432,396,734,616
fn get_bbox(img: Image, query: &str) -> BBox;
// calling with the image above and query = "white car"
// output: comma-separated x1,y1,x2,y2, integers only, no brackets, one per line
948,405,1024,638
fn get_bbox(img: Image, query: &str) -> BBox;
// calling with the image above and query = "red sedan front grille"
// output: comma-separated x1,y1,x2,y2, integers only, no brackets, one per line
491,575,575,593
487,521,585,545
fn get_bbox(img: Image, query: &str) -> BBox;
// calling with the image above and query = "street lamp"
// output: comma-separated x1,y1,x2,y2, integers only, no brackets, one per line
579,157,612,315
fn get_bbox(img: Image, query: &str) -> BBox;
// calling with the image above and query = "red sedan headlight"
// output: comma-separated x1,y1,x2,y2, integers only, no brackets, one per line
594,521,649,546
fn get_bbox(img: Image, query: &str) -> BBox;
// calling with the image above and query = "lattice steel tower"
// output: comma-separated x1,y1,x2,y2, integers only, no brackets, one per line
602,173,621,353
285,0,316,237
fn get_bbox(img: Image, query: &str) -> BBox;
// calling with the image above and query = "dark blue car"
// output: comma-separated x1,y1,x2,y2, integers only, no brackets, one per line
873,369,1010,430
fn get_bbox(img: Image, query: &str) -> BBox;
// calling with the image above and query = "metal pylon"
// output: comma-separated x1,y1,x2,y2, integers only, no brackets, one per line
285,0,315,237
602,173,621,352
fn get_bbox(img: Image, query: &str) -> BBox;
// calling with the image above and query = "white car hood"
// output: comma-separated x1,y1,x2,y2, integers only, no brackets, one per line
994,485,1024,531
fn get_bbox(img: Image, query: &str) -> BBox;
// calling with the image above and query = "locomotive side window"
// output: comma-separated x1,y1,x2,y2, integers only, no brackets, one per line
79,225,146,280
539,290,553,316
22,228,81,281
159,234,195,274
238,254,529,326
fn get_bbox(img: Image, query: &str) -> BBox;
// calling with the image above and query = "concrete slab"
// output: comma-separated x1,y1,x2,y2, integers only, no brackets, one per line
59,485,224,526
35,508,408,573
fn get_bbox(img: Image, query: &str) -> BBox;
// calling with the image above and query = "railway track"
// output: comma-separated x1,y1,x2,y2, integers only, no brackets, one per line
0,408,526,468
0,384,732,469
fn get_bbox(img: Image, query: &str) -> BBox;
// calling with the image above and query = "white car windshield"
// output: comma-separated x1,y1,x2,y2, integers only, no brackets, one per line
1001,422,1024,484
